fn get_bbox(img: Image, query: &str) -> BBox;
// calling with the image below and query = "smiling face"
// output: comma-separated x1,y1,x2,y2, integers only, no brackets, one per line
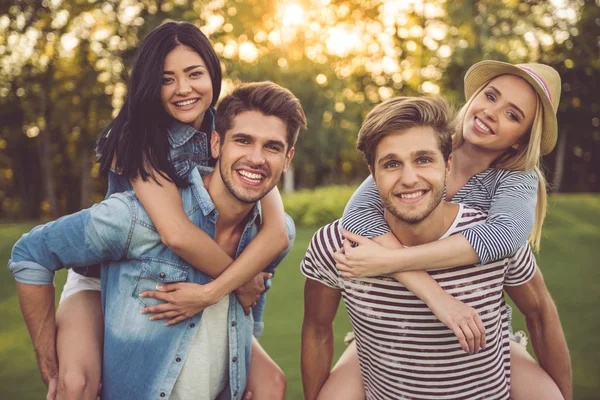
212,110,294,204
160,45,213,130
372,126,449,225
463,74,537,155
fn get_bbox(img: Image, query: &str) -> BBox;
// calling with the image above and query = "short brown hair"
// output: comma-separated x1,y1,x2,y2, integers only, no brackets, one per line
215,81,307,150
357,96,455,170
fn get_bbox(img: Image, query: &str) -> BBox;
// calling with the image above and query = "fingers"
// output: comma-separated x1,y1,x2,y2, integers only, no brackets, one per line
46,377,58,400
149,310,181,321
475,315,486,350
166,315,191,326
139,290,170,301
141,302,176,315
460,322,476,354
343,238,354,254
259,272,273,280
332,250,348,265
449,323,469,353
156,283,179,292
244,391,253,400
341,229,369,244
243,305,251,315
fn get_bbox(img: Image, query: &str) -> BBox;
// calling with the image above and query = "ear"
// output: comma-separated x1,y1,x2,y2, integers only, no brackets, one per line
368,164,376,182
210,131,221,159
282,147,295,173
446,153,453,174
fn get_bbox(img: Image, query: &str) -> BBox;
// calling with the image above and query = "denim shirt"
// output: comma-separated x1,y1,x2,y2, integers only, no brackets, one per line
9,166,295,400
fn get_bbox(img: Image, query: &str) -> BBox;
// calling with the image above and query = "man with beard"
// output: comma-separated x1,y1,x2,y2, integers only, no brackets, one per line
300,97,566,399
9,82,305,400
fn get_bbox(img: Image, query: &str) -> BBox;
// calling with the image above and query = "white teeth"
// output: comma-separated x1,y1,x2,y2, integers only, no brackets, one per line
175,99,198,106
475,117,491,133
400,191,424,199
238,170,264,181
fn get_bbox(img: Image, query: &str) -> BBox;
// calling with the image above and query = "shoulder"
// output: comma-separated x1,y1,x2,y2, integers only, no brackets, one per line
490,169,538,187
447,203,488,233
308,220,344,254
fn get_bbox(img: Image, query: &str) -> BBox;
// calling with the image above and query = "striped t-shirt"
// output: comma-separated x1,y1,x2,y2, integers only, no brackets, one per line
301,205,537,400
342,169,538,265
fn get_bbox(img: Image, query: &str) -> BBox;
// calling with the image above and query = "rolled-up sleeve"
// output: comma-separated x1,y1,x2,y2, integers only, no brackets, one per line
461,170,538,265
8,196,134,285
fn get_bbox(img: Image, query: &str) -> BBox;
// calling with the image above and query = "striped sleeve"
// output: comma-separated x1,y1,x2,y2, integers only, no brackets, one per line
300,221,344,289
341,175,391,237
461,170,538,265
504,243,537,286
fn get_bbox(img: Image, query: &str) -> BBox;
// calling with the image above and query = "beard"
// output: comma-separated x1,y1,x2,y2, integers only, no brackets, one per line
220,160,278,204
381,182,446,225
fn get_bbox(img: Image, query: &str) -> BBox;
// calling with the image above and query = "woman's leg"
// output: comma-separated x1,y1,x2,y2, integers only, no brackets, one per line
244,337,286,400
55,288,104,400
510,341,564,400
317,341,365,400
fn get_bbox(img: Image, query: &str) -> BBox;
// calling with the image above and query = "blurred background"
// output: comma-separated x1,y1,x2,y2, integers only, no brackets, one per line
0,0,599,220
1,0,599,399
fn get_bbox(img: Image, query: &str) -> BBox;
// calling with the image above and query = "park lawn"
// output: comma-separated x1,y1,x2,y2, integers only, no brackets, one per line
1,194,599,399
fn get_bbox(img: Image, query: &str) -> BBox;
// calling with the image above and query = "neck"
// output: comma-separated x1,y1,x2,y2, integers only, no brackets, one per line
203,167,255,235
451,142,499,177
386,202,458,247
192,111,207,131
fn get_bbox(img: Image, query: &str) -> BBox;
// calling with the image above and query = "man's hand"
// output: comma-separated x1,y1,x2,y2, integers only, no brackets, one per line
427,294,486,354
234,272,272,315
333,231,399,278
139,282,221,325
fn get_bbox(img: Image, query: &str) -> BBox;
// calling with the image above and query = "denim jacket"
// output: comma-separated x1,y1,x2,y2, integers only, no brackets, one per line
9,166,295,400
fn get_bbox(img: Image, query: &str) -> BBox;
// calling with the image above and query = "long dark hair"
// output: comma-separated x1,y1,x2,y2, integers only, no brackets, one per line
97,21,222,187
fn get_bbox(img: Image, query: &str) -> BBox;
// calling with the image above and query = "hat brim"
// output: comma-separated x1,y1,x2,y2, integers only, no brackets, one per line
463,60,557,156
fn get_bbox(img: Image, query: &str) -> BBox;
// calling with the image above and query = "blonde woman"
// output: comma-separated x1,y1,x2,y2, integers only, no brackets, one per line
326,61,570,400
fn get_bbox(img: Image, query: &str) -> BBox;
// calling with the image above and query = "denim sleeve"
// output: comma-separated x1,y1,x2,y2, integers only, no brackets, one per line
8,197,134,285
461,170,538,265
251,214,296,338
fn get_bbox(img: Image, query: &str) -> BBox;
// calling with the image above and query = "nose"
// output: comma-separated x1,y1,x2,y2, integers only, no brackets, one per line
401,164,419,187
483,107,498,122
248,145,266,166
176,79,192,96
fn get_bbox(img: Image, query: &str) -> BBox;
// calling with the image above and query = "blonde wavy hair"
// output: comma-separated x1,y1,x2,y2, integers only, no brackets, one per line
453,84,547,251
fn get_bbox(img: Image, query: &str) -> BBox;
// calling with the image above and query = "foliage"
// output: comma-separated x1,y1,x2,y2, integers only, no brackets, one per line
0,0,599,219
282,184,358,226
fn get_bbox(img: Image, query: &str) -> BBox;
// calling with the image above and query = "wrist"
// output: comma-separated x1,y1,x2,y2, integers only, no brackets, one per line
203,282,227,304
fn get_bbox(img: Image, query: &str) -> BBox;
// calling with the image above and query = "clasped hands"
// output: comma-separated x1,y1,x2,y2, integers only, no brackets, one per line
139,272,272,325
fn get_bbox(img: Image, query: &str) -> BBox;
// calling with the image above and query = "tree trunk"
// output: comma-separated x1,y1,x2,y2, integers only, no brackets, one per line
551,128,568,193
80,147,92,208
38,66,59,219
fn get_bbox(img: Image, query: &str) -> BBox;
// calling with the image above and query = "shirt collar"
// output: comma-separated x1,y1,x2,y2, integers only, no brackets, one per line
166,107,216,148
188,166,262,225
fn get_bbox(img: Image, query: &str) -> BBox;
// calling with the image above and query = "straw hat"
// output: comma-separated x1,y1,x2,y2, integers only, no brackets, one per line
463,60,561,156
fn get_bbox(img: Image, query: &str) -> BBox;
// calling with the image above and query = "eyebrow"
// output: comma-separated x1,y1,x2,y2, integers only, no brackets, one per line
487,86,526,119
231,133,286,149
163,65,206,75
377,149,439,165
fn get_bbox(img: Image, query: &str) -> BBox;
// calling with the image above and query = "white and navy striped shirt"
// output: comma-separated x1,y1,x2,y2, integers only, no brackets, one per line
342,169,538,265
301,206,537,400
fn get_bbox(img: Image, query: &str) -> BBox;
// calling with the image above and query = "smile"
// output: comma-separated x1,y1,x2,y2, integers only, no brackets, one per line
474,117,493,134
237,170,265,185
399,190,425,199
174,98,199,107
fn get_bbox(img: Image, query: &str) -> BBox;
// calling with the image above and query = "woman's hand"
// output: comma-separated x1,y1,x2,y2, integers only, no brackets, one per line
333,230,400,278
139,282,221,326
427,293,486,354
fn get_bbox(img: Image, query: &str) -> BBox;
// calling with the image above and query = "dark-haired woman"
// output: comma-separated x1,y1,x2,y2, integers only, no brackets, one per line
55,22,289,399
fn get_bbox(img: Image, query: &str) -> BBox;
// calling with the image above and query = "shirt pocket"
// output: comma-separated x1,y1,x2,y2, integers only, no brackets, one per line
132,259,188,307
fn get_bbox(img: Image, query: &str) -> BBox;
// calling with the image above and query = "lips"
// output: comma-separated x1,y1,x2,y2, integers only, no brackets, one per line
473,116,494,135
236,169,266,186
394,189,428,203
173,98,200,109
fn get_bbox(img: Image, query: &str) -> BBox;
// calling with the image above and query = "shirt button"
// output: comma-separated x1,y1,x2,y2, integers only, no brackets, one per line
189,323,195,328
159,272,166,278
160,393,166,397
231,321,236,327
176,357,181,362
232,356,237,363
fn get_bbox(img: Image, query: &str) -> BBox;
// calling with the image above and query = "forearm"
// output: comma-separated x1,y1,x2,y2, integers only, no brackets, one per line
301,325,334,400
526,303,572,400
16,283,58,385
389,234,480,273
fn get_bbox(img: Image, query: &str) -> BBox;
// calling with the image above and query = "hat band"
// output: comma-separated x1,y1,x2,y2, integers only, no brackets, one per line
519,66,552,104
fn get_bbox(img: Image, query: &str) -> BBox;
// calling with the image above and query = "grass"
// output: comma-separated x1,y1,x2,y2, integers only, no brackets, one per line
1,194,599,399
